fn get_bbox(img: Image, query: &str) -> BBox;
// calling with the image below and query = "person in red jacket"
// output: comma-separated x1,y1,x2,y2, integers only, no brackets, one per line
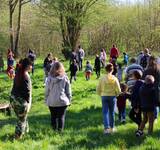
109,45,120,62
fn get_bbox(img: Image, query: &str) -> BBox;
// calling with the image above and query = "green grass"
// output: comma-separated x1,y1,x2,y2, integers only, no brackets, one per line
0,59,160,150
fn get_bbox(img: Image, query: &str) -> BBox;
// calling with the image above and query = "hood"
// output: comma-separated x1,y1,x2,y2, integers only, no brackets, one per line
48,75,66,84
105,74,115,83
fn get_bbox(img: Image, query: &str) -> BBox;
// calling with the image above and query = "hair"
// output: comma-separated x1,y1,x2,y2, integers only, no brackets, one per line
133,70,142,79
120,83,128,92
86,61,90,64
105,63,113,73
49,62,65,77
14,58,32,87
145,75,155,84
144,48,149,54
47,53,52,58
147,56,158,70
130,58,136,64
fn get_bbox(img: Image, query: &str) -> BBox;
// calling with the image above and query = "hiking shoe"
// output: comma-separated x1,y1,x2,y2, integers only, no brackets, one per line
104,128,111,134
136,130,143,137
110,127,117,133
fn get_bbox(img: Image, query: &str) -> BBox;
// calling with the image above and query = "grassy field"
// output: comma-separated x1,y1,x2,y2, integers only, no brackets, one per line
0,59,160,150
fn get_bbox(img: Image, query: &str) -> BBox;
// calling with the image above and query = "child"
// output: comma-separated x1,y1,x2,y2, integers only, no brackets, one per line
129,70,144,128
45,62,72,132
136,75,156,136
0,54,4,72
117,63,123,82
123,52,129,66
70,59,78,83
94,55,101,79
85,61,93,80
7,50,15,79
117,83,131,123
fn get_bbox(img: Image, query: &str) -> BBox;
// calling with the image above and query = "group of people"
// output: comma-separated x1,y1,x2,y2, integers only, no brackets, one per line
3,44,159,140
0,49,36,80
97,48,160,136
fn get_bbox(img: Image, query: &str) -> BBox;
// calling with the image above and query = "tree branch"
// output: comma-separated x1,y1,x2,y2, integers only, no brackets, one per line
21,0,31,6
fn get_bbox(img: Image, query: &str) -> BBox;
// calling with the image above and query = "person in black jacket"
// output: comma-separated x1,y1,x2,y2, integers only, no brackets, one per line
136,75,156,136
94,55,101,79
10,58,32,139
129,70,143,128
43,53,53,83
69,59,78,83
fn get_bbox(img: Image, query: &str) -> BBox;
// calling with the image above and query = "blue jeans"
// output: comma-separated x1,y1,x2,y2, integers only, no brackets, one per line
118,108,126,121
154,107,159,119
101,96,116,129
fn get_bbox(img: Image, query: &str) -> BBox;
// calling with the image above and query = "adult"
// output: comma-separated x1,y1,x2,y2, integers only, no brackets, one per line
77,45,85,71
136,51,144,65
27,49,36,75
125,58,143,91
142,56,160,119
10,58,32,139
43,53,53,83
45,62,72,131
97,63,121,134
109,44,119,62
70,50,77,65
100,48,107,67
140,48,151,69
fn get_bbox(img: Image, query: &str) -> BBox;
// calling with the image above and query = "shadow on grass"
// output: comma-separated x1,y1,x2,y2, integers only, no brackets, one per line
0,105,159,149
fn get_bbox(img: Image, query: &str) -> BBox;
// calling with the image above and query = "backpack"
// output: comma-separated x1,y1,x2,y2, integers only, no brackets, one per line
140,55,148,69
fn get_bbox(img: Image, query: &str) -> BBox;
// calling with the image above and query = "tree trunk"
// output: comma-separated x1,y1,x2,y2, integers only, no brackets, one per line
14,0,22,57
9,0,14,51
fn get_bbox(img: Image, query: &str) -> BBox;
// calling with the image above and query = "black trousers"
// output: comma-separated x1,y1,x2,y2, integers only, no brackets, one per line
49,106,67,131
129,108,142,127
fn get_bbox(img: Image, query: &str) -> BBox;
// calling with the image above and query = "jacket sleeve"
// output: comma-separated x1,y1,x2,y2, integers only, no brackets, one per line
45,78,50,102
23,74,31,103
65,78,72,102
114,78,121,96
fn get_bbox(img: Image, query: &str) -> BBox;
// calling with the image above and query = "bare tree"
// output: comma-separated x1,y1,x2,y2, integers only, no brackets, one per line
9,0,31,57
42,0,99,59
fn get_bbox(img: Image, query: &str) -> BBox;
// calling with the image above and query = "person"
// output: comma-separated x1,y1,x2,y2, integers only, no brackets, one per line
123,52,129,66
142,56,160,121
129,70,144,129
7,49,15,79
109,44,119,62
117,83,131,123
111,58,118,76
70,50,77,65
125,58,143,91
140,48,151,69
27,49,36,75
43,53,53,83
117,63,123,82
45,62,72,131
97,63,121,134
94,55,101,79
100,48,107,67
69,59,78,83
10,58,32,139
136,51,144,65
136,75,156,136
77,45,85,71
0,54,4,72
85,61,93,80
